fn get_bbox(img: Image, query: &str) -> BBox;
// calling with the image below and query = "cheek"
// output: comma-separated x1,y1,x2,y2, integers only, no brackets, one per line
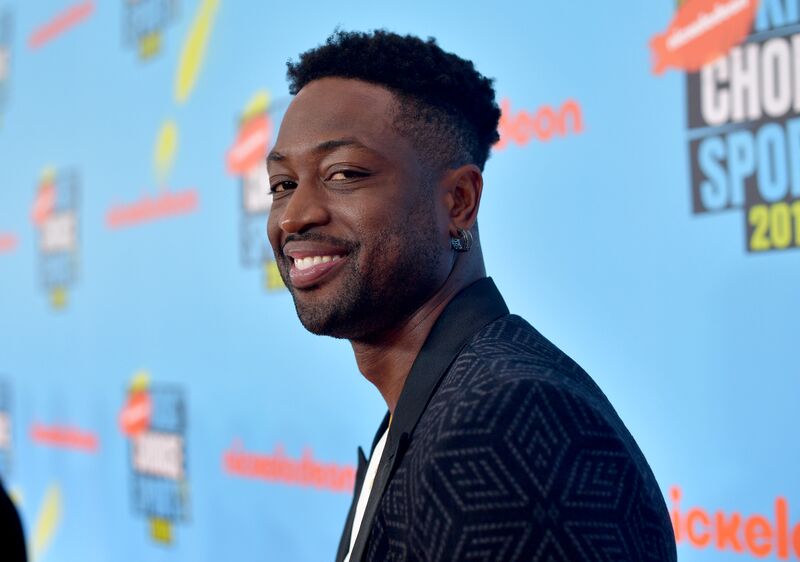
346,185,417,229
266,210,282,251
355,200,433,260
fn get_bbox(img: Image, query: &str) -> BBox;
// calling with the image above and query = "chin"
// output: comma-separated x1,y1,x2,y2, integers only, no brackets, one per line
291,294,346,339
293,296,383,340
297,312,354,340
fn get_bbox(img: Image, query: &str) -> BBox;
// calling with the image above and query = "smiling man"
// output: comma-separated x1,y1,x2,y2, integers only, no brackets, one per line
267,30,677,562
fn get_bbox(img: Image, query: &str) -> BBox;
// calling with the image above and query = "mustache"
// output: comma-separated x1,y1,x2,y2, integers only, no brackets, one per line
281,232,359,253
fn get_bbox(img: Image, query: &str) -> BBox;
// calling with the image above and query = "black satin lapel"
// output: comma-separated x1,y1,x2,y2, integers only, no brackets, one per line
389,277,508,443
370,413,391,454
335,447,368,562
357,447,368,488
346,277,509,562
347,436,404,562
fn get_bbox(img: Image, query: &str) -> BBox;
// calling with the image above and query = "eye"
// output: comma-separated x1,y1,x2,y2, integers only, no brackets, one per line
270,180,297,194
327,169,369,182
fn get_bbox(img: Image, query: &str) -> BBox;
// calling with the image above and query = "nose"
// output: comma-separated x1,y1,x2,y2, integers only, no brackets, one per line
277,180,330,234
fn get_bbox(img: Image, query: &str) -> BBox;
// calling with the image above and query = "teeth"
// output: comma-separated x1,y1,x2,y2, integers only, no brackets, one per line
293,255,342,270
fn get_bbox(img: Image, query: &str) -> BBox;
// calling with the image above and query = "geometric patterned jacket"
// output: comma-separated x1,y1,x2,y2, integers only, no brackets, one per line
336,278,677,562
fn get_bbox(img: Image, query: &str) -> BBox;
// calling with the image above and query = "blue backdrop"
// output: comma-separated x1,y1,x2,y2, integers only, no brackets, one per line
0,1,797,561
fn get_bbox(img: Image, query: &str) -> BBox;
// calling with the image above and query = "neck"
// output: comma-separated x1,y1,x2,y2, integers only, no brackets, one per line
350,254,485,415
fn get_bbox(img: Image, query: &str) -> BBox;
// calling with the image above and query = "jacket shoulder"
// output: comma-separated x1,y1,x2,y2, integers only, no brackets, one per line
401,315,677,562
431,314,623,436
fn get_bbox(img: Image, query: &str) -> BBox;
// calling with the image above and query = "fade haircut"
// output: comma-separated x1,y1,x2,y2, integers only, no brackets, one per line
286,30,501,174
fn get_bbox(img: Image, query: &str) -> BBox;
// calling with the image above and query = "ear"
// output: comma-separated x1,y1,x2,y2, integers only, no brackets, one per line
443,164,483,235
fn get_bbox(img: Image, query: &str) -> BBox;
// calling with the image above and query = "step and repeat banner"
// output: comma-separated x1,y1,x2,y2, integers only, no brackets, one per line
0,1,797,561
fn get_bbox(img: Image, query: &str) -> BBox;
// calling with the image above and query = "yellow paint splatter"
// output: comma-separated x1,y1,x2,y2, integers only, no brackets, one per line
150,517,173,544
139,31,162,60
265,261,285,291
40,166,56,184
174,0,220,104
242,90,271,122
30,484,62,562
154,120,179,186
50,287,67,310
129,370,151,393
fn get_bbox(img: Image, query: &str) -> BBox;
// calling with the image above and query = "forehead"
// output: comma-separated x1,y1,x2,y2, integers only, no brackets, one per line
273,77,411,159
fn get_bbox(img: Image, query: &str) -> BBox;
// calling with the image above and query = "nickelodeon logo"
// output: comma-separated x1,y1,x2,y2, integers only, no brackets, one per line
494,97,583,150
671,487,800,558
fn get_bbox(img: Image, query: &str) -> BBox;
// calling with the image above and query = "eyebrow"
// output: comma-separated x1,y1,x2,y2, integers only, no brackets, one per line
267,137,372,163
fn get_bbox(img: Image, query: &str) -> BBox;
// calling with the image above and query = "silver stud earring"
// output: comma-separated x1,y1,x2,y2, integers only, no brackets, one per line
450,228,473,252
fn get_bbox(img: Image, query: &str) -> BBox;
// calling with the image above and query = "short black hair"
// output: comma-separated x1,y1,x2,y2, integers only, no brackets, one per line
286,30,500,173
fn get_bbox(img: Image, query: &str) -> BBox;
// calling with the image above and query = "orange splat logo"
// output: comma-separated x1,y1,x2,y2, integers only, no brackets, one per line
119,391,152,437
650,0,760,74
227,114,272,175
30,181,55,227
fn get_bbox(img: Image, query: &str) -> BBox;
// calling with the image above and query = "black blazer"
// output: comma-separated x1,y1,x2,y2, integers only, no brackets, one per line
0,478,26,562
336,278,676,562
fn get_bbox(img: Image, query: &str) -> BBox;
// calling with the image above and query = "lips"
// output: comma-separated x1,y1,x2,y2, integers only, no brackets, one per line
283,241,350,289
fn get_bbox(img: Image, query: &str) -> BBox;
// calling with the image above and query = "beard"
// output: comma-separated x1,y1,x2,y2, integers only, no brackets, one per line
277,199,447,342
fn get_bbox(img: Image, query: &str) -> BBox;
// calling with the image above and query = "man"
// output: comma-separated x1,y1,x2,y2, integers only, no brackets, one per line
267,30,676,562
